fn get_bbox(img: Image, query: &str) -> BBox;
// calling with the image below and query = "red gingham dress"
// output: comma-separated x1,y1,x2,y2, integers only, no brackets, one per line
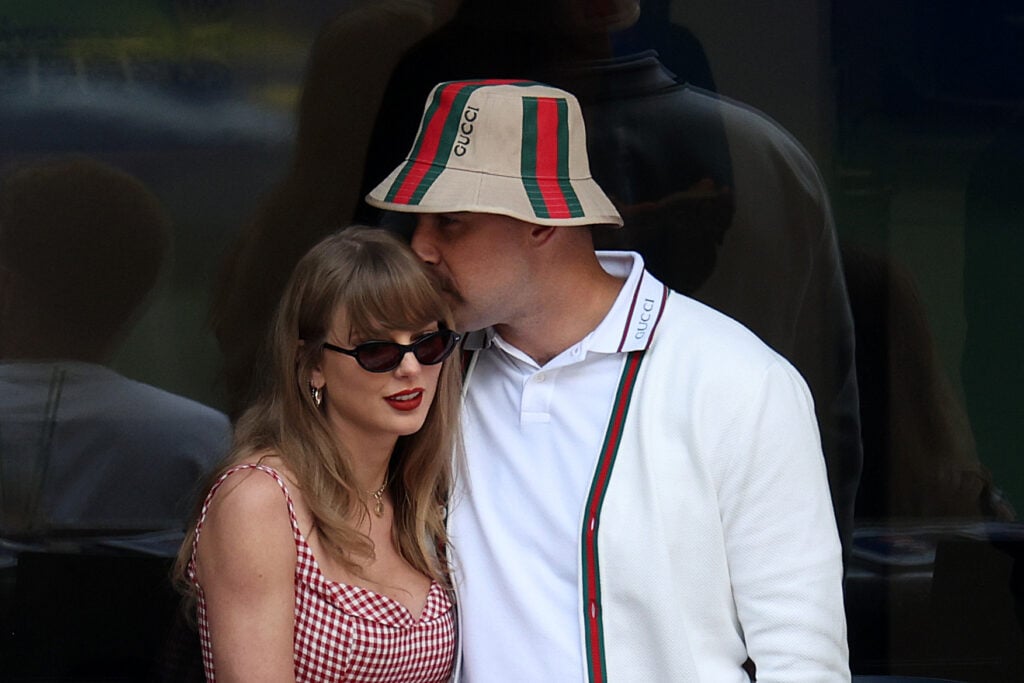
188,464,456,682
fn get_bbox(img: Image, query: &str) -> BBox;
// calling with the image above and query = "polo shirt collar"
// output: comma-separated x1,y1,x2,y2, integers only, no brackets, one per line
589,251,669,353
462,251,668,355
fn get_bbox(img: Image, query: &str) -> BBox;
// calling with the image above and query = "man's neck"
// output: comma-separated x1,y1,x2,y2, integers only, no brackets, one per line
494,259,624,366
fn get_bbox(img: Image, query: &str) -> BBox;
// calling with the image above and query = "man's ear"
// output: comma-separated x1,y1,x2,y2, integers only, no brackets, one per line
529,224,557,246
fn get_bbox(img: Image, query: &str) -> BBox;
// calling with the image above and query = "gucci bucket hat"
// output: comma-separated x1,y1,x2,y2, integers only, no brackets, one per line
366,80,623,227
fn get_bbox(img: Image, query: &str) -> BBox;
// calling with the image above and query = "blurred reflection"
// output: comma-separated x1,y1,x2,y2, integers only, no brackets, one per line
0,157,230,556
841,196,1020,680
607,0,716,92
963,113,1024,512
843,245,1013,522
210,0,443,417
354,0,862,560
0,2,298,418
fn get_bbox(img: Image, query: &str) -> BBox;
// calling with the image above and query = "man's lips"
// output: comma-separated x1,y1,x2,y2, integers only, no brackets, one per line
385,388,424,411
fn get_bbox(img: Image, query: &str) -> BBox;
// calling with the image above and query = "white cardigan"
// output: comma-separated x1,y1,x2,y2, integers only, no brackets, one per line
458,289,850,681
579,292,849,681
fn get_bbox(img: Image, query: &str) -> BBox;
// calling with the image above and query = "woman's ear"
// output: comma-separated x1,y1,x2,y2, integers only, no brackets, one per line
300,339,326,390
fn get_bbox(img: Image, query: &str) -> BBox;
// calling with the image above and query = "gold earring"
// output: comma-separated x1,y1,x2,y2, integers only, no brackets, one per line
310,384,323,408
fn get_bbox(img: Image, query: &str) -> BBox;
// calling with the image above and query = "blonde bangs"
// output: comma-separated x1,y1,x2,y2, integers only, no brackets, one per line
339,243,452,339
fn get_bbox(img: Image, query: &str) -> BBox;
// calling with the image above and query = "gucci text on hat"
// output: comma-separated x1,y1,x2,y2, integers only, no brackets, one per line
366,80,623,228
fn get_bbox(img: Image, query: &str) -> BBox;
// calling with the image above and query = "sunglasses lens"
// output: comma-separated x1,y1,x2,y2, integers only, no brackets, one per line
348,330,457,372
414,330,455,365
357,343,404,372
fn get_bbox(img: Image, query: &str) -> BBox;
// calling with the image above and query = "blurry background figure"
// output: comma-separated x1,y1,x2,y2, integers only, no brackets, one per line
354,0,862,562
962,113,1024,511
0,157,230,556
210,0,446,418
843,244,1013,522
842,241,1022,680
0,1,300,416
0,157,231,680
607,0,716,92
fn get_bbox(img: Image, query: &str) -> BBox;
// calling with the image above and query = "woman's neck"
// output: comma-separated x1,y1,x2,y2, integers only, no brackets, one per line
327,420,395,495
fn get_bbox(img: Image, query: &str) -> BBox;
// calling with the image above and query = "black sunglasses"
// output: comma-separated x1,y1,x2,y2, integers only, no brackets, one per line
322,328,461,373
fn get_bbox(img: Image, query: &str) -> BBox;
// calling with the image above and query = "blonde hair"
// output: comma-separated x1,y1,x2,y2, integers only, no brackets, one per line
176,226,461,595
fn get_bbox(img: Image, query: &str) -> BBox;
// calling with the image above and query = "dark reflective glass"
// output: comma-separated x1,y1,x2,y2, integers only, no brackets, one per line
322,329,460,373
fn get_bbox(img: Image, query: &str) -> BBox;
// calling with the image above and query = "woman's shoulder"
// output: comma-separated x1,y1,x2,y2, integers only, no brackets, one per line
221,451,298,488
205,454,301,529
193,454,303,588
207,472,285,530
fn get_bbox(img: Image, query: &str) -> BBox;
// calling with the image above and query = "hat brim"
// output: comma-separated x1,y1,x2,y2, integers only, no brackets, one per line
366,162,624,228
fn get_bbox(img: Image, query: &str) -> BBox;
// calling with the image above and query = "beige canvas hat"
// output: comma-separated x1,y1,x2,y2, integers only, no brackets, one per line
366,80,623,227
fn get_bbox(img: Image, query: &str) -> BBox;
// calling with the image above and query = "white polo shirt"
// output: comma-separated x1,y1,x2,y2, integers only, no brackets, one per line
450,251,668,682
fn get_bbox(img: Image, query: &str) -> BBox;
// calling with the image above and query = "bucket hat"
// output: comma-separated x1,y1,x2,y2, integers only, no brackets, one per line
366,80,623,227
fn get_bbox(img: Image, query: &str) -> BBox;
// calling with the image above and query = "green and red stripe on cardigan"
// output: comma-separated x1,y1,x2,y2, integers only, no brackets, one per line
581,350,646,683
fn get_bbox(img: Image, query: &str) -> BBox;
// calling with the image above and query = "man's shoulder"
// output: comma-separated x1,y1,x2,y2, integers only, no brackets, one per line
658,291,769,345
64,372,232,456
682,86,809,150
123,379,229,423
678,86,825,185
1,362,227,426
651,291,794,374
634,294,815,435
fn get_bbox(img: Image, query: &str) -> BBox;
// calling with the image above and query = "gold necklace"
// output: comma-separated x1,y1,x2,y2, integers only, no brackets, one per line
369,478,388,517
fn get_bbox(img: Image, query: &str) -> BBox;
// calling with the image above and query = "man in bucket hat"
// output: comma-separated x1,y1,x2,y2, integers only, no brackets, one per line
368,80,849,681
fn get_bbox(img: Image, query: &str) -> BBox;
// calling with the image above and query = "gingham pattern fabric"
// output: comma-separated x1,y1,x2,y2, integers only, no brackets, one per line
187,464,455,682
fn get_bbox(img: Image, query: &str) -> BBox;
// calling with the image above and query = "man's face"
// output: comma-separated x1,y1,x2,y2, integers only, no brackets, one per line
410,212,532,333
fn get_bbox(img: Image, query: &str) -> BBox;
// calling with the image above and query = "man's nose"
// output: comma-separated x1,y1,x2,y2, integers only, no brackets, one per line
410,216,438,264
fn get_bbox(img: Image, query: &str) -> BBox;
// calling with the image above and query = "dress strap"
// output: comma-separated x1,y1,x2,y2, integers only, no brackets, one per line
187,463,303,582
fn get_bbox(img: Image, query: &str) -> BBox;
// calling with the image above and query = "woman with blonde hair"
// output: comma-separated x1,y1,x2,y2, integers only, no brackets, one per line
176,226,462,682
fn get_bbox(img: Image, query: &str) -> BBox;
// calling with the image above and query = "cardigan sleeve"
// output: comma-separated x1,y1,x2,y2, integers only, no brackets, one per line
715,358,850,682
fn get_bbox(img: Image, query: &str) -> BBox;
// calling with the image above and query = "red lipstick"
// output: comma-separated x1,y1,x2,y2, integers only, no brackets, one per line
385,388,424,411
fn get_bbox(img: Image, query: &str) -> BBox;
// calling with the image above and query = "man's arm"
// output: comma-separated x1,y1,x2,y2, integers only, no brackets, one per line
718,359,850,681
